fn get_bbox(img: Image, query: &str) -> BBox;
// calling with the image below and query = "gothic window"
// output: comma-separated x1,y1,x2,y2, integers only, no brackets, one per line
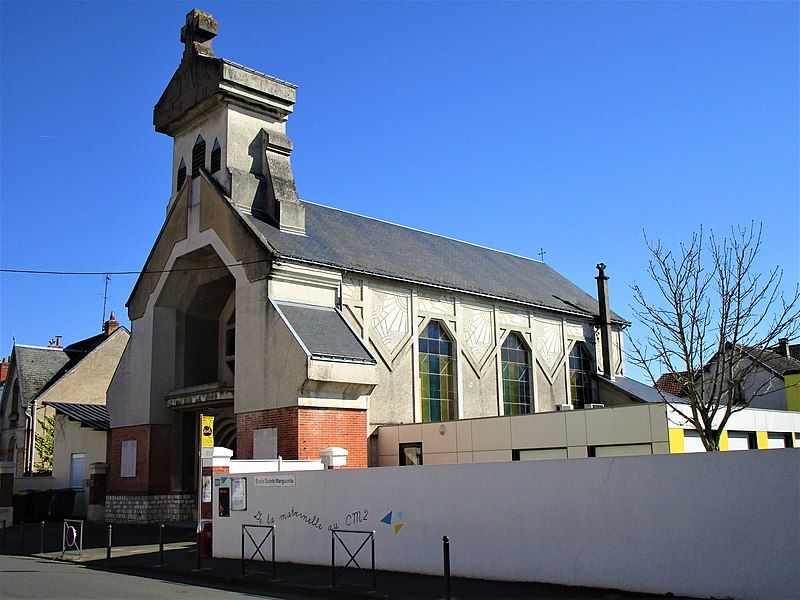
419,320,457,422
501,332,532,415
192,135,206,177
569,342,592,409
176,158,187,191
210,139,221,174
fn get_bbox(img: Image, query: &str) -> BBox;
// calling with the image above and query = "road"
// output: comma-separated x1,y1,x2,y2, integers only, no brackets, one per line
0,554,300,600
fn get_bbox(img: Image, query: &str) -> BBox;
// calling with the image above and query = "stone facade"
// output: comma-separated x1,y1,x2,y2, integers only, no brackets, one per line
106,493,195,524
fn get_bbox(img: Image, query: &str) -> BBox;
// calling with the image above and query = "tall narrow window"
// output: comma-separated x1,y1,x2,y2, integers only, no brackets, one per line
225,310,235,376
419,321,457,422
176,158,187,191
501,332,532,415
210,138,221,174
191,135,206,177
569,342,592,409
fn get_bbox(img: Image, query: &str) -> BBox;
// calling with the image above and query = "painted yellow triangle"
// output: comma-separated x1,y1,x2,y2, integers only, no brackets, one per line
394,523,404,535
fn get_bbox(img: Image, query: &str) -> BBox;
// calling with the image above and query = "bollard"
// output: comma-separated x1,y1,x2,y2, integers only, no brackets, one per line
106,525,112,565
40,521,45,554
19,521,25,551
158,523,164,567
443,535,451,600
195,531,201,571
371,531,376,591
2,519,6,548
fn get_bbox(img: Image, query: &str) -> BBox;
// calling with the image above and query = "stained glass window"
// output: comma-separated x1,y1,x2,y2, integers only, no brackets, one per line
569,342,592,408
419,321,457,422
501,332,532,415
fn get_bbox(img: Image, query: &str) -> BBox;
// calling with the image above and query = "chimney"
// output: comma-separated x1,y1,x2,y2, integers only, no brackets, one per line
104,312,120,336
48,336,62,349
778,338,790,358
0,358,8,385
595,263,613,380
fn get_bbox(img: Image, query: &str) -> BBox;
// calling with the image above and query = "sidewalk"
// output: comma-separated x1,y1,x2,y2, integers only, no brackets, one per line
1,521,695,599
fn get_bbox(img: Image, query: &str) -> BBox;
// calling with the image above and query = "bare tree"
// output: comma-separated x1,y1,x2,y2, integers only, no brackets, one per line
629,223,800,451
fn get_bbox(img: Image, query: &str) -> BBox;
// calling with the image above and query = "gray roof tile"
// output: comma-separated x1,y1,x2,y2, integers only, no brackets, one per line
273,300,375,363
242,203,626,324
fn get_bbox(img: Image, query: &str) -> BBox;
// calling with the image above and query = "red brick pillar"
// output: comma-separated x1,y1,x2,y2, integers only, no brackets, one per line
87,462,107,522
0,462,14,527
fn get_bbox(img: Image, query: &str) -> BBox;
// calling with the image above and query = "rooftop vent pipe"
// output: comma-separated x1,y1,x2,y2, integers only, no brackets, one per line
595,263,613,380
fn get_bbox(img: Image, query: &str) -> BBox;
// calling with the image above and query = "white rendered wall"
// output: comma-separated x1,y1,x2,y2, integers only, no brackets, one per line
212,449,799,600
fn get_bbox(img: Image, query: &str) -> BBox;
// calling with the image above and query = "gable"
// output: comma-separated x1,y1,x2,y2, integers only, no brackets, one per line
35,329,130,407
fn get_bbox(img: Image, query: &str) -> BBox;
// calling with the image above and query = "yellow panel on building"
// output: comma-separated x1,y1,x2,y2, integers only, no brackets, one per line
785,374,800,412
756,431,769,450
668,428,685,454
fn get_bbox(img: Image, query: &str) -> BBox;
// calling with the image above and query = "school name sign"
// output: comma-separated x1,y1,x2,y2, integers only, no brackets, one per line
254,474,296,487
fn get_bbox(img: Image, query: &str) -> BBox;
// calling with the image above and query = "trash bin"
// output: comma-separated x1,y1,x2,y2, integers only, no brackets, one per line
199,519,213,558
32,490,52,520
51,489,77,519
11,493,30,524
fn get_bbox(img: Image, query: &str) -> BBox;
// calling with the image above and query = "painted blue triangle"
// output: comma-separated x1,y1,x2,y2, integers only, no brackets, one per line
381,511,393,525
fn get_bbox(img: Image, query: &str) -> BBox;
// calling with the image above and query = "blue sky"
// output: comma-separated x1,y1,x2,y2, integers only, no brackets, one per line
1,1,797,382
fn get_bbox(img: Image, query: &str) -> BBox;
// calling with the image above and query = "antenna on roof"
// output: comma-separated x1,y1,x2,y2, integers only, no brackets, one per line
102,274,111,329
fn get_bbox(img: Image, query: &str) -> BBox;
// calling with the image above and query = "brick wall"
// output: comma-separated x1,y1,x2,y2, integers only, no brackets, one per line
107,424,172,494
237,407,367,468
237,408,299,460
298,408,367,468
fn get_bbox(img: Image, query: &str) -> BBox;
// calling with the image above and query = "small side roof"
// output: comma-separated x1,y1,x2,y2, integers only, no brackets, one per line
597,375,687,405
44,402,110,431
272,300,375,364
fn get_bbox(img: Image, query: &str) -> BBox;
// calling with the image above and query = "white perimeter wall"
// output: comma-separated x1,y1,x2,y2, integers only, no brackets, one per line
212,449,799,600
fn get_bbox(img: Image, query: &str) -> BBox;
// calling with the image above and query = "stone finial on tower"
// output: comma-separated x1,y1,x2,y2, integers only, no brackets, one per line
180,9,218,58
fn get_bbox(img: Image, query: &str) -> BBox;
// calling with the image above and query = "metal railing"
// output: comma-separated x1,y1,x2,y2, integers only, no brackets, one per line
330,529,375,591
241,524,275,579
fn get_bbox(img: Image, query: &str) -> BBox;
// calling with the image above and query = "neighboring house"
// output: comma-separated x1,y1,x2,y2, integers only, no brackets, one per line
106,10,694,523
654,339,800,412
43,402,110,519
0,315,128,517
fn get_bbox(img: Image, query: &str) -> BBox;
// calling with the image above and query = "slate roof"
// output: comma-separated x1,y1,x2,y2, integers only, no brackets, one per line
752,346,800,375
242,203,627,325
13,346,70,407
598,375,687,405
3,334,114,410
272,300,375,363
45,402,110,431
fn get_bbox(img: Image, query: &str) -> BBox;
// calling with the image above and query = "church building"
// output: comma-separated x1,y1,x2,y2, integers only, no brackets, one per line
105,10,630,522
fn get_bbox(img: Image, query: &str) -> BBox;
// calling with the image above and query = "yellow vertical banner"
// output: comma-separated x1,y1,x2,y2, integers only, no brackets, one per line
201,415,215,448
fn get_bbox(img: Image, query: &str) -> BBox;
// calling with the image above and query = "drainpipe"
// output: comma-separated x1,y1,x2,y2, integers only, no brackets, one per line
595,263,613,380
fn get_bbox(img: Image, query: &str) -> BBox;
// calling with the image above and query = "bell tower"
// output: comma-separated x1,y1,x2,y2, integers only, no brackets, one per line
153,9,305,234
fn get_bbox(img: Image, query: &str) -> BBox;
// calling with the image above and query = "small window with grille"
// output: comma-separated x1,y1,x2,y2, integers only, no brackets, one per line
176,158,187,191
210,138,221,174
192,135,206,177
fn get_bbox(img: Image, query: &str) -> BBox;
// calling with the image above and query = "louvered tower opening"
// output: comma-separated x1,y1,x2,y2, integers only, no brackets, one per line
176,158,187,191
210,138,221,174
192,135,206,177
